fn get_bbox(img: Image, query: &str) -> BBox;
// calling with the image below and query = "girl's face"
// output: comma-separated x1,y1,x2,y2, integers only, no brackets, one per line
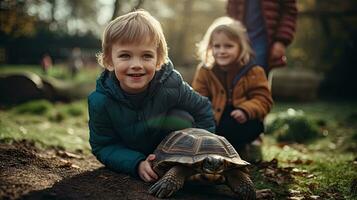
109,40,159,94
211,32,240,67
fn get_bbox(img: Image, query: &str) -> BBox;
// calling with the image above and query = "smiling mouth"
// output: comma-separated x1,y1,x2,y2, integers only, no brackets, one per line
127,73,145,77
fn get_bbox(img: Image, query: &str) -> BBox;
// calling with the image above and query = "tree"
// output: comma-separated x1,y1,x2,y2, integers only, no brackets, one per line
0,1,37,37
111,0,145,20
288,0,357,98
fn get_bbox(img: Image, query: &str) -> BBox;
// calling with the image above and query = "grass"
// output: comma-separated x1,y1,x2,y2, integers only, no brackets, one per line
0,100,90,152
265,108,322,143
0,64,102,84
0,65,356,199
261,101,357,199
0,100,356,199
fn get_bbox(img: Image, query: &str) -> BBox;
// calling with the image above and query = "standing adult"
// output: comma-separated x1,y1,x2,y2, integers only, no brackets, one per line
226,0,298,73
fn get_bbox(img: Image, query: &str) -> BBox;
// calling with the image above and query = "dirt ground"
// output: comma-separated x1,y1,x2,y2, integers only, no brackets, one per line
0,140,280,200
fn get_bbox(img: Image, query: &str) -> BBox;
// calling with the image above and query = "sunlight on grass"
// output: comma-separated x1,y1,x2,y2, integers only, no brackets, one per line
0,65,42,74
291,155,357,199
0,64,102,84
0,100,90,152
260,101,357,199
0,98,356,199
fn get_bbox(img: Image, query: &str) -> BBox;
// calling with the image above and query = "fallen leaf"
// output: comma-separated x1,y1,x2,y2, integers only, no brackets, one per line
291,168,308,176
309,195,320,199
58,158,72,168
287,158,313,165
57,150,82,159
308,183,318,191
287,196,304,200
306,174,315,178
71,164,80,169
289,189,301,195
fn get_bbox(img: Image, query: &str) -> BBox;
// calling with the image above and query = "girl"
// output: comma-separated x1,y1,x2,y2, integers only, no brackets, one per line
88,10,215,183
192,17,273,161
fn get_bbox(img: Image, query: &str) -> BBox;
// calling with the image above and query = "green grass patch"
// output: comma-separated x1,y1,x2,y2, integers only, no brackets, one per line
0,99,90,152
265,108,322,143
12,100,53,115
0,98,356,199
0,64,102,84
0,65,42,74
258,101,357,199
302,156,356,197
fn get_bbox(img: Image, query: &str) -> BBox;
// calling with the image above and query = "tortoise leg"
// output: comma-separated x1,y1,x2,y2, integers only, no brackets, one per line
148,165,193,198
224,169,256,200
256,189,275,199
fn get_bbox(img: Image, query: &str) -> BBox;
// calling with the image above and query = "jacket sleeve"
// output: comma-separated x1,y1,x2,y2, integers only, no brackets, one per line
88,95,146,177
174,72,215,133
274,0,298,46
237,67,273,120
192,65,211,98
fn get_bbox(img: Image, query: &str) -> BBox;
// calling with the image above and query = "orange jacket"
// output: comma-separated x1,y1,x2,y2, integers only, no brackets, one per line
192,64,273,124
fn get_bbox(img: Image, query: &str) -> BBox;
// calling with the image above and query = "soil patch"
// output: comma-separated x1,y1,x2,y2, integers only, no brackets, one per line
1,140,262,200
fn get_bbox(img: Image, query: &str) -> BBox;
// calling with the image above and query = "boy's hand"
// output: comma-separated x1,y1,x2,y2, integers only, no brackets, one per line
231,109,247,123
138,154,158,182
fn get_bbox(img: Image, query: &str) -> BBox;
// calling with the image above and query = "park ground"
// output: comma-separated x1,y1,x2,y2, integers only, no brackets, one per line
1,100,356,200
0,66,356,199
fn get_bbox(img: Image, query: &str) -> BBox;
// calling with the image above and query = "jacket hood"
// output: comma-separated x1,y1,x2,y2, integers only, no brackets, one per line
95,60,174,103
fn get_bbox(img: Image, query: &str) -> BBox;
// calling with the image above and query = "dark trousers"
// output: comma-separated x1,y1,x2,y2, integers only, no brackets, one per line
216,105,264,151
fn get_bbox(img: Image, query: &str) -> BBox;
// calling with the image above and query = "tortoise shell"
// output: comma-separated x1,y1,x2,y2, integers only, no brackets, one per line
152,128,249,176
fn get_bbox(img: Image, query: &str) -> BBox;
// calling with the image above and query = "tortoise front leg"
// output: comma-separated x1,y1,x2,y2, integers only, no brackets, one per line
148,165,193,198
224,169,256,200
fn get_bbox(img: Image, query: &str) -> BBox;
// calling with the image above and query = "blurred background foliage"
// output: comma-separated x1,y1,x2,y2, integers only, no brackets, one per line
0,0,357,98
1,1,357,198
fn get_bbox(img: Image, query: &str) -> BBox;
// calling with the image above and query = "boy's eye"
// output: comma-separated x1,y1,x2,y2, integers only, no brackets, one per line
118,54,130,58
224,44,233,48
213,44,220,48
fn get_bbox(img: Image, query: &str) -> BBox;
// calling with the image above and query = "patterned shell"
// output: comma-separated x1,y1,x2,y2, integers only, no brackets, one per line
153,128,249,174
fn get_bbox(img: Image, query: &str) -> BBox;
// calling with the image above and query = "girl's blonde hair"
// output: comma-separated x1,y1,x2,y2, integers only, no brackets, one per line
197,17,254,67
97,9,168,68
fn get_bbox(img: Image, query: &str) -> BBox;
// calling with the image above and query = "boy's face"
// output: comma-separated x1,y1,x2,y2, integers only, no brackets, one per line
211,32,240,67
109,40,159,94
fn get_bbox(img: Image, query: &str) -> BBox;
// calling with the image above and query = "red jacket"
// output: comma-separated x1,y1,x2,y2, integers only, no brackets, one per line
227,0,298,67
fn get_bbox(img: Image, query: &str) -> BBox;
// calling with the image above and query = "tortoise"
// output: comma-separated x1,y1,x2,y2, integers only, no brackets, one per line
148,128,256,199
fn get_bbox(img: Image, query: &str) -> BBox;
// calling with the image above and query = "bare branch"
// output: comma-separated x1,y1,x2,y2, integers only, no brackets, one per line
111,0,121,20
131,0,145,12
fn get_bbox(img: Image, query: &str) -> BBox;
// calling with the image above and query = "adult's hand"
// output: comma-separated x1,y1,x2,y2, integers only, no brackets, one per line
269,41,287,69
270,41,286,60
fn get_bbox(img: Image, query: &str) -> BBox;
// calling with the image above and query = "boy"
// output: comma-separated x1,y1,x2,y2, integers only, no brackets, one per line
88,10,215,182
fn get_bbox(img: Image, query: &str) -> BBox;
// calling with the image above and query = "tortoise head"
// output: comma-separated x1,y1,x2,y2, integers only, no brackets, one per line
202,156,225,174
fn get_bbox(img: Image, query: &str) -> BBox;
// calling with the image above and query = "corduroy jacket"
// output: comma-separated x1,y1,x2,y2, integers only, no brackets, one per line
192,63,273,124
227,0,298,68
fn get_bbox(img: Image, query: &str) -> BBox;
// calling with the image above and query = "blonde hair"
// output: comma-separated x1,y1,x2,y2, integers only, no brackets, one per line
197,17,253,67
97,9,168,68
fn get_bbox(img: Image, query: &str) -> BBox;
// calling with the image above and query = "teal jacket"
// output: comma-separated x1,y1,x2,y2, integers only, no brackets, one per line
88,61,215,177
